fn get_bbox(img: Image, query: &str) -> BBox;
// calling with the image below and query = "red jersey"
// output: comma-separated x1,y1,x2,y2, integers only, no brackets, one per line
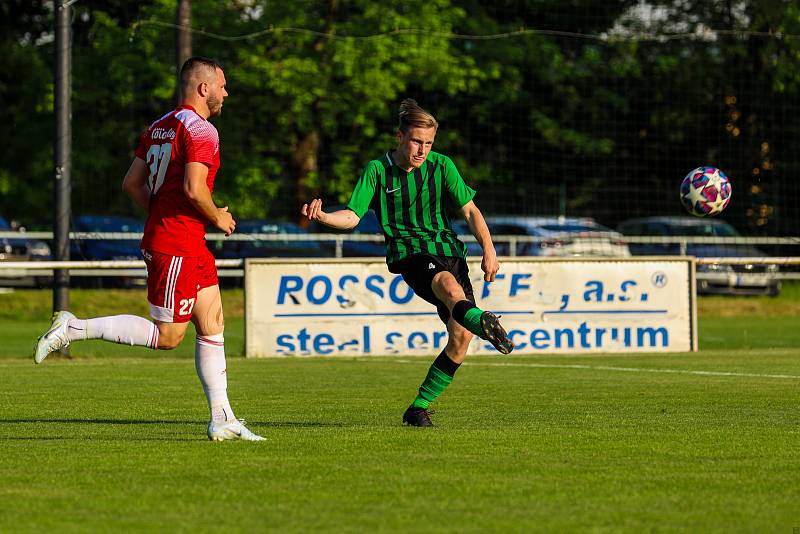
135,104,221,257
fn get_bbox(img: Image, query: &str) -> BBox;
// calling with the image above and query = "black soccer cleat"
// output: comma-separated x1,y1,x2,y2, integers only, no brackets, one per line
403,405,434,427
480,311,514,354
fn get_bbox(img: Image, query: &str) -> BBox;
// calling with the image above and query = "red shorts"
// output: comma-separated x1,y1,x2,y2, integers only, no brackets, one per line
142,247,218,323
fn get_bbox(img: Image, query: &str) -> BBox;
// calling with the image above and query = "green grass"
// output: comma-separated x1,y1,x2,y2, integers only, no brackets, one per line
1,353,799,532
0,287,799,532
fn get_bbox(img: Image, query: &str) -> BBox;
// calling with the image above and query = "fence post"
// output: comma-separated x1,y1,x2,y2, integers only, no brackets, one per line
53,0,72,318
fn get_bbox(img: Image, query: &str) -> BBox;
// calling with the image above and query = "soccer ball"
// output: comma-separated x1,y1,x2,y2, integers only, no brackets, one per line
680,166,732,217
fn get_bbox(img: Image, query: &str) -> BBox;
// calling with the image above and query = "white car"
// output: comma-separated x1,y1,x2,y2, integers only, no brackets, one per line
458,216,631,257
617,216,781,296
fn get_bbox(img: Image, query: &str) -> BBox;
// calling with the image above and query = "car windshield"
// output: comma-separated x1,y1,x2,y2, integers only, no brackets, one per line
233,220,321,251
237,222,301,234
670,222,740,237
539,223,607,233
489,224,530,235
77,217,144,232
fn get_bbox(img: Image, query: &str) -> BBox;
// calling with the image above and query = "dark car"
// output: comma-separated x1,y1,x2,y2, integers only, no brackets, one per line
616,216,780,296
341,209,385,257
70,215,145,287
214,220,327,259
308,207,385,257
0,216,52,287
0,216,51,261
208,220,327,288
71,215,144,261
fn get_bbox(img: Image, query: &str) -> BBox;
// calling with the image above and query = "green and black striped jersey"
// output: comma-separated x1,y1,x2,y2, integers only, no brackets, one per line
346,150,476,265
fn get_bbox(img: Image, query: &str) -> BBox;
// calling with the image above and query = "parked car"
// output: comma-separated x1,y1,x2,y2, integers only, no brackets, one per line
71,215,144,261
308,207,385,257
214,220,327,259
207,220,328,288
456,216,631,257
71,215,145,287
0,215,52,287
0,216,51,261
616,216,780,296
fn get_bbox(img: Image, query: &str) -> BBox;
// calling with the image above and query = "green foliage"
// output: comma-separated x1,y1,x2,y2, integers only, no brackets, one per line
0,35,52,222
2,1,800,232
210,0,482,219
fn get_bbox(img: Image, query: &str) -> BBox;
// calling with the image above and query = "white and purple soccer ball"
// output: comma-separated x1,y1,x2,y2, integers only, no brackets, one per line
680,166,732,217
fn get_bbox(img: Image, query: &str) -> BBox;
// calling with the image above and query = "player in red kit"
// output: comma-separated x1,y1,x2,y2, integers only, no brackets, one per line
34,57,264,442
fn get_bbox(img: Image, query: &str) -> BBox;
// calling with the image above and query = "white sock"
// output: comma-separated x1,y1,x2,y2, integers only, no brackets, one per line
195,333,235,423
67,315,159,348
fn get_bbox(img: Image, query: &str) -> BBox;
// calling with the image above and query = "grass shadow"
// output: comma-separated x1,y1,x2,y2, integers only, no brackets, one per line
0,418,347,428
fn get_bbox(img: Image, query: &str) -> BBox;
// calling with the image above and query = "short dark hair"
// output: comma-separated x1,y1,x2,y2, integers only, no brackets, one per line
179,56,223,94
398,98,438,132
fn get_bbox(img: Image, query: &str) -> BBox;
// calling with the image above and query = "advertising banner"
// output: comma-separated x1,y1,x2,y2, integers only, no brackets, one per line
245,258,696,357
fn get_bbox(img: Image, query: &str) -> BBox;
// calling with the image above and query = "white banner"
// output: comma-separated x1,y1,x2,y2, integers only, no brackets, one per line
245,257,696,357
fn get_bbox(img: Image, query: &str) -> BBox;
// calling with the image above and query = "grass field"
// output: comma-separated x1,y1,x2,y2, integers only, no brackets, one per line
1,287,799,532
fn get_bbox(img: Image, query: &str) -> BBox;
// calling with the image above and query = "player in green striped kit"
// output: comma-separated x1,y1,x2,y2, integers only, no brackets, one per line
302,99,513,426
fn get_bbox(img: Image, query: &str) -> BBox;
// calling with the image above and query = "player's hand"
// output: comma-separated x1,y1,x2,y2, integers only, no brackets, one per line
215,206,236,236
301,198,325,222
481,247,500,282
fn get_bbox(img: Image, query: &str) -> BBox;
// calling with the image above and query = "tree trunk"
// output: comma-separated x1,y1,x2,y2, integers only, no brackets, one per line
176,0,192,102
293,130,321,227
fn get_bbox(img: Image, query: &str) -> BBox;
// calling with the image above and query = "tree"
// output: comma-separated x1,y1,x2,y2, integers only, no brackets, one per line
194,0,483,220
0,1,53,223
2,0,799,237
608,0,800,233
442,0,640,219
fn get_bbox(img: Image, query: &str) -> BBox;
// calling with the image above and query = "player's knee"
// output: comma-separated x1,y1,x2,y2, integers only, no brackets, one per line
211,317,225,333
191,306,224,336
432,273,463,303
195,320,224,338
157,328,185,350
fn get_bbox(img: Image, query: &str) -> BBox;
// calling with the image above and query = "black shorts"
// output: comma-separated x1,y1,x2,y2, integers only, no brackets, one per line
388,253,475,324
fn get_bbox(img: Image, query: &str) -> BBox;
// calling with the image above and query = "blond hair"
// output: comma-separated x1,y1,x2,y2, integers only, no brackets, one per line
398,98,438,132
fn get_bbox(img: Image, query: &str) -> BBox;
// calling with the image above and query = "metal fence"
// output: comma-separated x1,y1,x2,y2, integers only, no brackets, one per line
1,232,799,290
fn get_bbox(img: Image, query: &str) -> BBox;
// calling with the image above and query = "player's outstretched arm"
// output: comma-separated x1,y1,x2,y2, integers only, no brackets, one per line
122,157,151,212
461,200,499,282
301,198,360,230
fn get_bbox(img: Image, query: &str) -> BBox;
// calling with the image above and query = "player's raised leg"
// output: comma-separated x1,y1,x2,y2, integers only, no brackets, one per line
192,283,264,442
432,271,514,355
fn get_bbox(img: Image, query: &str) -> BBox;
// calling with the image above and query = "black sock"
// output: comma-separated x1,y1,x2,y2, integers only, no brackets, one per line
451,300,473,325
432,349,461,377
411,350,461,409
450,300,485,337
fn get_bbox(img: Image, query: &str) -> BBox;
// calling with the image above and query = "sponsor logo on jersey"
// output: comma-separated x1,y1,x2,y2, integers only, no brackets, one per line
151,127,177,140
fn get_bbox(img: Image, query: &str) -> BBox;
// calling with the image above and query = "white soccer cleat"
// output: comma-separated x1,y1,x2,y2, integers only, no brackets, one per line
207,419,265,442
34,310,76,364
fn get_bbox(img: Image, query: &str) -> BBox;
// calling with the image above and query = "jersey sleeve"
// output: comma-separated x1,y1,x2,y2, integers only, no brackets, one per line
442,156,476,207
346,161,379,218
183,120,219,166
134,128,150,160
